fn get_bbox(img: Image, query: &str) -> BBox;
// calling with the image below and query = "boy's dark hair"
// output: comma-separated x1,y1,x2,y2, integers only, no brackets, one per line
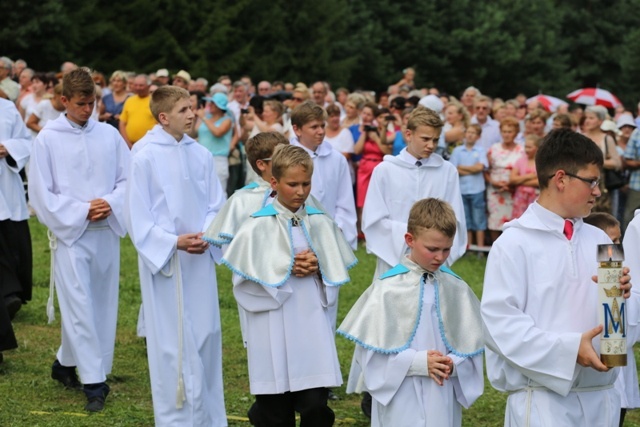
290,101,326,129
407,198,456,238
62,67,96,99
246,132,289,175
584,212,620,231
536,129,604,190
189,90,206,109
553,113,573,129
150,86,189,122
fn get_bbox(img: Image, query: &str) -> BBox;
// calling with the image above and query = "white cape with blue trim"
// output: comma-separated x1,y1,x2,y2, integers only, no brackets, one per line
338,257,483,357
221,199,357,287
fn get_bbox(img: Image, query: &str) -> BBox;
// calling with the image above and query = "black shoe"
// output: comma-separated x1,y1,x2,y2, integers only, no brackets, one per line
85,396,105,412
360,392,372,419
51,360,82,390
327,389,340,401
5,295,21,320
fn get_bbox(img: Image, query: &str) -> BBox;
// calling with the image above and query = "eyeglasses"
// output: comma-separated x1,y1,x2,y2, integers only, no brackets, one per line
259,157,272,162
292,97,304,102
549,172,600,189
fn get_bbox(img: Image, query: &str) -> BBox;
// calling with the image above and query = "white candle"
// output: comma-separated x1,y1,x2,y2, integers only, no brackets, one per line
597,243,626,367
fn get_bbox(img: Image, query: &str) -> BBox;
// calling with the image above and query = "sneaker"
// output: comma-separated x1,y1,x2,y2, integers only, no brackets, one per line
51,360,82,391
85,396,105,412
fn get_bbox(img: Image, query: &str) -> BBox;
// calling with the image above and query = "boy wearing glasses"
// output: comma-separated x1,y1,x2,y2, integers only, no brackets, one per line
481,129,632,426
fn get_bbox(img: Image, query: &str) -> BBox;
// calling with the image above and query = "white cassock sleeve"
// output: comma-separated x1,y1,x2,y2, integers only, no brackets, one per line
99,136,130,237
332,155,357,249
442,168,467,265
356,346,415,406
125,158,179,274
449,353,484,409
362,167,407,267
232,274,293,313
2,107,31,172
481,242,582,396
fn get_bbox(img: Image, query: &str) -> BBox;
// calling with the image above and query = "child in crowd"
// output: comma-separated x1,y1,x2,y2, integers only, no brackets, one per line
482,129,632,426
510,135,541,219
126,85,227,425
339,198,484,426
363,106,466,278
584,212,621,243
29,68,130,412
449,124,487,252
221,144,356,427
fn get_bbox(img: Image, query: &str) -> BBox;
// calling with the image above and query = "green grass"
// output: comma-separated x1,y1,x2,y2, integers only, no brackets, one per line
1,218,640,426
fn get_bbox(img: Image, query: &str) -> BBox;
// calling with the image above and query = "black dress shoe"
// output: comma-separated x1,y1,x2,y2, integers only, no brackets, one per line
4,295,21,320
51,360,82,390
85,396,105,412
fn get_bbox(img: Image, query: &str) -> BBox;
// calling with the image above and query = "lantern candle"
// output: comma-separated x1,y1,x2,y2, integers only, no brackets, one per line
597,243,626,367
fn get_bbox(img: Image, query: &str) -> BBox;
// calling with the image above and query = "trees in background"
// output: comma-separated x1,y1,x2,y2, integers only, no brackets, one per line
2,0,640,107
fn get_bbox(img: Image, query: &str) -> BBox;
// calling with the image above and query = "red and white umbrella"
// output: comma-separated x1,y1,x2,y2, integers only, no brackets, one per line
566,88,622,109
526,94,568,112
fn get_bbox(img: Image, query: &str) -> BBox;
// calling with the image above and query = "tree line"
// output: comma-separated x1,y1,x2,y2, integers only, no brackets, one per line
3,0,640,108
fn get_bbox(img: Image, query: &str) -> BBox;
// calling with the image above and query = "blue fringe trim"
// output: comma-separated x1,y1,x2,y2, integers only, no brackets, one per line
299,220,355,286
434,279,484,358
337,276,425,354
202,235,231,247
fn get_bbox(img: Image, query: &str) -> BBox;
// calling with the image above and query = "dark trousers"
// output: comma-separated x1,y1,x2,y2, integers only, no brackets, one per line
250,388,334,427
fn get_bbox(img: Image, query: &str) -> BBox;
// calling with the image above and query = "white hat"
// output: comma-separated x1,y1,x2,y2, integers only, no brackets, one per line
173,70,191,84
209,83,228,95
600,119,618,133
617,114,637,130
156,68,169,78
418,94,443,114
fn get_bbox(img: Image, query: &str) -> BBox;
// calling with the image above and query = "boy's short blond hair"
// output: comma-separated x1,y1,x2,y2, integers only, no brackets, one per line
246,132,289,175
407,198,456,238
62,67,96,99
271,144,314,181
407,106,444,131
150,85,189,122
290,101,326,129
467,123,482,136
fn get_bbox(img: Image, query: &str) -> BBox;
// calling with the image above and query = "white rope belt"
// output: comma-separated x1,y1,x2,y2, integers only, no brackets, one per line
160,252,186,409
511,383,614,427
46,229,57,324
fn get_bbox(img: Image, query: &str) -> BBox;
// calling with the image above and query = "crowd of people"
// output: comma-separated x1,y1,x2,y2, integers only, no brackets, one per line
1,56,640,426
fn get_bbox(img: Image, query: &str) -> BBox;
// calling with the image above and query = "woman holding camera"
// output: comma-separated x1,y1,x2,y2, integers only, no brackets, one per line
354,103,392,226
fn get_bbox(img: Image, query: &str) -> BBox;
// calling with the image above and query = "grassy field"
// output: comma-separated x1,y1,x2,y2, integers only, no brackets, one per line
1,218,640,426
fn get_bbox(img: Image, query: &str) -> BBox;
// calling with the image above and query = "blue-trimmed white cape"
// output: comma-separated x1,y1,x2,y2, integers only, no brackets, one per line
222,198,356,394
338,257,484,427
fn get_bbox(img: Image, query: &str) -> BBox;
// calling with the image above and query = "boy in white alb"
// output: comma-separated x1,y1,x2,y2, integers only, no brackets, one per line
339,199,483,426
362,106,466,278
482,129,632,426
290,101,357,250
28,68,130,412
222,145,356,426
125,86,227,426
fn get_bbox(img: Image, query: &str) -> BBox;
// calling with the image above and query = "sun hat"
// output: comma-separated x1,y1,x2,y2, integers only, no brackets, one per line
203,92,228,111
156,68,169,78
173,70,191,84
616,114,637,130
418,94,444,114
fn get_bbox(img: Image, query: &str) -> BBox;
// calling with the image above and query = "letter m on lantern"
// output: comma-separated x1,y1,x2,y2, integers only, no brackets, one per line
602,300,626,338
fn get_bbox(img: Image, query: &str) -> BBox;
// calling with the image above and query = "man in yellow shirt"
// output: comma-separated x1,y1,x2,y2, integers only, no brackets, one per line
119,75,156,148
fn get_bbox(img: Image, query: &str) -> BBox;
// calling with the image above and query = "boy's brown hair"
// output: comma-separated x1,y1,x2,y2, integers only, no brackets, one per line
271,144,314,181
246,132,289,175
150,85,189,122
407,106,444,131
407,198,456,238
62,67,96,99
290,101,326,129
584,212,620,230
467,123,482,136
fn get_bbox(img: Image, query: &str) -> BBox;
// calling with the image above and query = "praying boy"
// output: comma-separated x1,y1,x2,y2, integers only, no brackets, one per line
29,68,130,412
126,86,227,426
221,144,356,426
339,198,484,426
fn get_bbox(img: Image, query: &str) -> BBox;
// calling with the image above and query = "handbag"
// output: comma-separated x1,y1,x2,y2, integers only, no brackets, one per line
604,136,625,190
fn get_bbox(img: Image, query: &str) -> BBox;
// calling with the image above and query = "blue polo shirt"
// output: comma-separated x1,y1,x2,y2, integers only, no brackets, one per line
449,144,488,195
